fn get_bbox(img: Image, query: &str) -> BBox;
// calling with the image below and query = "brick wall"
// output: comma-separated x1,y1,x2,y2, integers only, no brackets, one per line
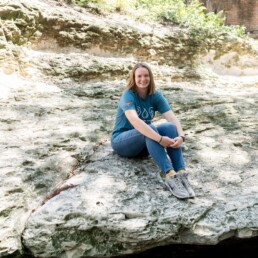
200,0,258,33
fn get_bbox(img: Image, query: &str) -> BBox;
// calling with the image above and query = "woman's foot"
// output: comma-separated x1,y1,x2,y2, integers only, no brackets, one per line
163,170,190,199
177,170,195,198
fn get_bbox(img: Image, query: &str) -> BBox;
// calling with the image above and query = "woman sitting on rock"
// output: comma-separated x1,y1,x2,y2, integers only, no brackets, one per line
111,62,195,199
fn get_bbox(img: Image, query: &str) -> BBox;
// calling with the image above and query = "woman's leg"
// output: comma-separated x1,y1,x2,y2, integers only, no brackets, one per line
156,122,185,171
137,146,149,157
112,126,173,173
111,129,147,157
145,124,173,173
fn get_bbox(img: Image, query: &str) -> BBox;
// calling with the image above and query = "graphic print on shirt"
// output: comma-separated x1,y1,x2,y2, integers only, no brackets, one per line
136,106,154,123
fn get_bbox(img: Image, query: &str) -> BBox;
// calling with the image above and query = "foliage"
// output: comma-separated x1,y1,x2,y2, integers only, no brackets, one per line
71,0,247,40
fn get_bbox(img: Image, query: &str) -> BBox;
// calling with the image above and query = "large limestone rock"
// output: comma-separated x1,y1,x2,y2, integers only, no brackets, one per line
20,76,258,257
0,0,258,257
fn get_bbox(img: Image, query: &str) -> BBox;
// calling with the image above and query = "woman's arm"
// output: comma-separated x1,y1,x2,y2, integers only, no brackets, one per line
162,110,184,136
162,110,184,147
125,110,175,147
125,110,161,142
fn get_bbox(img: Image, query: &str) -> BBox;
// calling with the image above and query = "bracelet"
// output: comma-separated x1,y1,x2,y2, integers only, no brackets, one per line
180,135,185,142
158,136,163,143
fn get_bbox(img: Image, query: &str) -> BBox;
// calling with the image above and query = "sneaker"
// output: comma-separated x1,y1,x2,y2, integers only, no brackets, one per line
179,172,195,198
164,173,190,199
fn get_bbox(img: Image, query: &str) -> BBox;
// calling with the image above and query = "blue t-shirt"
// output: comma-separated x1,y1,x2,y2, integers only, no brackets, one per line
111,90,171,139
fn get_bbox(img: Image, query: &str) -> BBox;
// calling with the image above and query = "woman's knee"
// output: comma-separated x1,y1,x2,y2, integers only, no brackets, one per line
157,122,178,137
165,122,177,131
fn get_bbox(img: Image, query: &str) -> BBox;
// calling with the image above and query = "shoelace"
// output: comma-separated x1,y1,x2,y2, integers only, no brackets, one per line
173,175,185,190
182,174,191,188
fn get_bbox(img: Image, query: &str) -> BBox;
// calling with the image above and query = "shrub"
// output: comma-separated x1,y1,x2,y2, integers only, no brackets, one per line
71,0,247,41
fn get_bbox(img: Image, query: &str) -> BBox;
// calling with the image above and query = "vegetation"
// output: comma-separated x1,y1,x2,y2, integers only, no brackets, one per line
58,0,249,56
70,0,246,39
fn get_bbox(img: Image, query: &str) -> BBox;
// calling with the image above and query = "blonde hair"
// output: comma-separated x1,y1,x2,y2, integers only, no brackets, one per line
125,63,155,95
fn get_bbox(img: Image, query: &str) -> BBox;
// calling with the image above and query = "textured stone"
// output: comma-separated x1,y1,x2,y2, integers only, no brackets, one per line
0,0,258,257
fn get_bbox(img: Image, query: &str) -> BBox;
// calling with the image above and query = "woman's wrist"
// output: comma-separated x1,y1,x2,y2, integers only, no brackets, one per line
158,136,163,143
179,135,185,142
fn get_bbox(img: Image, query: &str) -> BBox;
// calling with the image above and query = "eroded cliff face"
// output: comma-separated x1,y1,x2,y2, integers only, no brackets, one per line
201,0,258,34
0,0,258,257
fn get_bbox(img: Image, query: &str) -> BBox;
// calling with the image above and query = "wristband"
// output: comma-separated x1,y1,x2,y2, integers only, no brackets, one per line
180,135,185,142
158,136,163,143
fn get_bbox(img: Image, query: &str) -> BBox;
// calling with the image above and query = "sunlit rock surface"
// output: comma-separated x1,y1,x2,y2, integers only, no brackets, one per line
0,0,258,257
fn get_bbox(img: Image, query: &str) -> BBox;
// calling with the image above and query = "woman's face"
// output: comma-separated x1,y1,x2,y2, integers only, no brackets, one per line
135,67,150,90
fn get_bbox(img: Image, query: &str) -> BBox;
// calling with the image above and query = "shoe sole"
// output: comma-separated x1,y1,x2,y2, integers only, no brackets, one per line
165,182,189,199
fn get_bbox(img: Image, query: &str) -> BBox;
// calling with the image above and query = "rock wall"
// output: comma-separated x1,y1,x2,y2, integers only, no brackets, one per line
0,0,258,257
201,0,258,37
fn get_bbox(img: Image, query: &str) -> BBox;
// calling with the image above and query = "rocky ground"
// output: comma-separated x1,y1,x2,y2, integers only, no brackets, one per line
0,0,258,257
1,61,258,257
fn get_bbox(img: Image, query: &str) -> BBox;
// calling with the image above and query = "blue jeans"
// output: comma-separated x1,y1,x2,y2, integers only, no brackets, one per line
111,122,185,174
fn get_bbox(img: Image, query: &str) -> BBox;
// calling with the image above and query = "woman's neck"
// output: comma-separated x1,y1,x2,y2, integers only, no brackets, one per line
136,88,148,99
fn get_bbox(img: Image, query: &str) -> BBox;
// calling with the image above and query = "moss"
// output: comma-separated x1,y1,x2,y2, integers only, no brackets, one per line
50,227,126,256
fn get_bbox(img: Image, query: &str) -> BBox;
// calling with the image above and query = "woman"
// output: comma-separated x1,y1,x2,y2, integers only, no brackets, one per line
111,63,195,199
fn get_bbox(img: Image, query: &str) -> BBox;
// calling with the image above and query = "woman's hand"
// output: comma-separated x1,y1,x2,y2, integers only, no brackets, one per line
160,136,183,148
159,136,175,148
169,136,183,148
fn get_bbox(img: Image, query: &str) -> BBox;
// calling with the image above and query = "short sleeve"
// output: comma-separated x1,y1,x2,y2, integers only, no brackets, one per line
119,90,136,111
154,91,171,114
